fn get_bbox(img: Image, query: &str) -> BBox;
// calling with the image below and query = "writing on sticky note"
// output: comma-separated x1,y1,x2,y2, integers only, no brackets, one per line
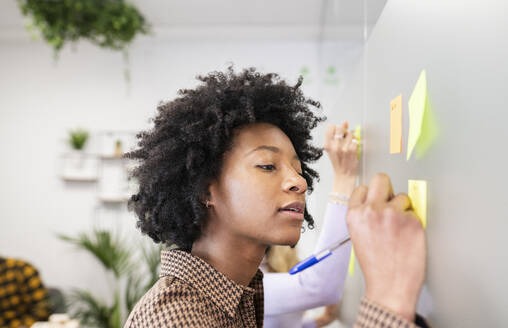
408,180,427,228
390,94,402,154
348,248,355,276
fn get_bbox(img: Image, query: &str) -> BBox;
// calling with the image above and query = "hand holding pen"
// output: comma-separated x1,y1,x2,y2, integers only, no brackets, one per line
289,236,351,274
289,122,360,274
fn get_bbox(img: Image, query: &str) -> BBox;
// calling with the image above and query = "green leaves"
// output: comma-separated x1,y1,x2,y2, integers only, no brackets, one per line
67,290,114,328
68,128,89,150
66,290,123,328
58,229,132,278
17,0,150,52
124,243,162,312
58,229,162,327
141,243,162,288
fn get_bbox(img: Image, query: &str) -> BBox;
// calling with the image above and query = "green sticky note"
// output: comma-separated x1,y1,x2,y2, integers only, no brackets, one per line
415,97,438,159
408,180,427,228
348,248,355,276
407,70,438,160
407,70,427,160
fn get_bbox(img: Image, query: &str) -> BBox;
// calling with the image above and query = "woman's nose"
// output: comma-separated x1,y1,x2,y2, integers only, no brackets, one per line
284,172,307,194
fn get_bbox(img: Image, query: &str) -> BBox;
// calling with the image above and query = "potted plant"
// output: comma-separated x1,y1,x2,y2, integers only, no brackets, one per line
67,128,90,170
69,129,89,151
58,229,162,328
114,140,123,158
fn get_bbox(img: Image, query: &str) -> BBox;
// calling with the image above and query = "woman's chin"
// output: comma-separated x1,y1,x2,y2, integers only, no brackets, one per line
271,231,301,247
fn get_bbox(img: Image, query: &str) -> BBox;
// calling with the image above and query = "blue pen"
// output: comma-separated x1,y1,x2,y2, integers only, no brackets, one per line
289,236,351,275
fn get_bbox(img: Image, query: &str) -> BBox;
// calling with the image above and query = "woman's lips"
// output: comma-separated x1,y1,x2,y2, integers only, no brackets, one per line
278,201,305,221
279,201,305,213
278,208,304,220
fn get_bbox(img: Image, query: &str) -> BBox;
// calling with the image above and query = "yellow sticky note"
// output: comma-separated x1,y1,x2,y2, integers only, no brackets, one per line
407,71,427,160
408,180,427,228
390,94,402,154
348,248,355,276
406,70,439,160
354,125,362,159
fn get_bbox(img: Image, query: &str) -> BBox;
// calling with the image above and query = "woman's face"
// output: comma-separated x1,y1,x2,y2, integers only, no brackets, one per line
208,123,308,247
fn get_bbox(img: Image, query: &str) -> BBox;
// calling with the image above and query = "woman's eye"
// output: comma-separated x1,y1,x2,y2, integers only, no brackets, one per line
257,164,276,171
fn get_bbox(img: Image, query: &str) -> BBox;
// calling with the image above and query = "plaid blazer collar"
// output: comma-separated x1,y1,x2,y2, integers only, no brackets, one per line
160,249,264,319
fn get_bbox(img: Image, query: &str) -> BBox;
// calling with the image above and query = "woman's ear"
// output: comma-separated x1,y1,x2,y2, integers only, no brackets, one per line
201,182,216,208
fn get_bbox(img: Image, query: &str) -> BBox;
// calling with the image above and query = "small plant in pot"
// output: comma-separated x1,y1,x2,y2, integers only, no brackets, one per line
114,140,123,158
68,129,89,167
69,129,89,151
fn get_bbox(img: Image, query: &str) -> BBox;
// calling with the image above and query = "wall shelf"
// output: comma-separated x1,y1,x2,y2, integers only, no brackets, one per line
60,152,99,182
60,130,138,204
98,195,131,203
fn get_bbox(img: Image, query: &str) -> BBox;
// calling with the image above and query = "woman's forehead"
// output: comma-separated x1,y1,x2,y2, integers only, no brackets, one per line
232,123,296,155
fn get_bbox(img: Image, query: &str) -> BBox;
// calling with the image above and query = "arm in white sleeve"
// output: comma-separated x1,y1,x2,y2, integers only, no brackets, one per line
302,317,318,328
263,202,351,316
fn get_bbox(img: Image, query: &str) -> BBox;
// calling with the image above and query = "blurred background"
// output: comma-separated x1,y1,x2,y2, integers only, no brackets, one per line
0,0,436,327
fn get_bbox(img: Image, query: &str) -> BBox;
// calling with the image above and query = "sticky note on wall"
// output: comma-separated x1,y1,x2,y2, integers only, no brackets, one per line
348,248,355,276
407,70,438,160
407,71,427,160
408,180,427,228
354,125,362,159
390,94,402,154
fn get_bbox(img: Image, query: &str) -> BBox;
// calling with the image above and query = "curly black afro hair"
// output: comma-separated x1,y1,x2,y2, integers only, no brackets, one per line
126,66,326,251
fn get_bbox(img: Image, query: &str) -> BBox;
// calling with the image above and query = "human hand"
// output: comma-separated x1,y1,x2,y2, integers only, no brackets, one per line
314,303,339,327
346,173,426,321
324,121,359,197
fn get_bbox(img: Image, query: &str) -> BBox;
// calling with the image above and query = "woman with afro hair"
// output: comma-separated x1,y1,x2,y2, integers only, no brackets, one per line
124,66,359,328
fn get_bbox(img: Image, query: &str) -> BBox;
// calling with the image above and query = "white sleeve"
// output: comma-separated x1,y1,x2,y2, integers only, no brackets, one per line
263,202,351,315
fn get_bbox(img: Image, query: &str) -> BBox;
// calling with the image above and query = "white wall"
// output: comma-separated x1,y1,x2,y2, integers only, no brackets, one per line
358,0,508,326
0,30,363,317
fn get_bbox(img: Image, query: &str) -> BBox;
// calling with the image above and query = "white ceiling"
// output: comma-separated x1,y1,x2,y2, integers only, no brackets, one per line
0,0,386,41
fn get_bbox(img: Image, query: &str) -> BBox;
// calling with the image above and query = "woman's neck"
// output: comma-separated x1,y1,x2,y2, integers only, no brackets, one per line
191,230,267,286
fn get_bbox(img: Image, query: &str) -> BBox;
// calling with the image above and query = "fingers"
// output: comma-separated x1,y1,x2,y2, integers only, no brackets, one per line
407,210,425,229
334,122,347,140
325,122,360,160
389,193,412,211
342,130,354,149
325,124,336,144
366,173,394,204
350,138,359,152
377,189,425,230
332,122,355,148
349,185,368,208
325,122,348,150
338,121,348,131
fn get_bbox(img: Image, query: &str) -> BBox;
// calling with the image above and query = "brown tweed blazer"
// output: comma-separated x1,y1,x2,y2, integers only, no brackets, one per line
124,250,264,328
125,250,427,328
355,298,429,328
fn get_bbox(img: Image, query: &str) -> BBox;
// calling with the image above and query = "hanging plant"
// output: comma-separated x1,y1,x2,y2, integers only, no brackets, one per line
17,0,150,53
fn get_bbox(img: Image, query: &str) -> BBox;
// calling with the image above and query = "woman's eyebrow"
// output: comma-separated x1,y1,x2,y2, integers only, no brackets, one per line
246,145,299,160
247,145,279,155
